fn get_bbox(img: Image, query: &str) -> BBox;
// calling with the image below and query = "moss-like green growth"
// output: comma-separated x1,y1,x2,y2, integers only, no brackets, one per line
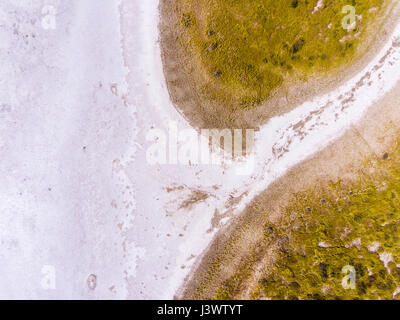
224,146,400,300
252,165,400,300
177,0,387,108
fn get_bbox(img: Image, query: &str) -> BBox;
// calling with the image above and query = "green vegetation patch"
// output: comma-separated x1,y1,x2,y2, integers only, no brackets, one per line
251,150,400,300
178,0,386,108
191,142,400,300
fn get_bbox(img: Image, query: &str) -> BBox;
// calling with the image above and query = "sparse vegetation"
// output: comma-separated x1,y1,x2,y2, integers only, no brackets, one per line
186,137,400,300
252,159,400,300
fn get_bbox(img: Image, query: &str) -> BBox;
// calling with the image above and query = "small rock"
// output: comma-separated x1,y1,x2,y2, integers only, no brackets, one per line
87,274,97,290
265,226,274,233
213,70,222,77
383,153,389,160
